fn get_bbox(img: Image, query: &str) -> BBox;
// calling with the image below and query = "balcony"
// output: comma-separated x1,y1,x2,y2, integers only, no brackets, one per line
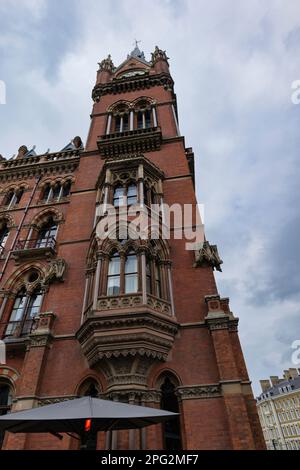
76,292,179,374
97,126,162,158
12,236,57,263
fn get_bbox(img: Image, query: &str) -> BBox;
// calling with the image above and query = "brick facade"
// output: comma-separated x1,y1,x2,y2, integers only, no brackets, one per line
0,45,265,450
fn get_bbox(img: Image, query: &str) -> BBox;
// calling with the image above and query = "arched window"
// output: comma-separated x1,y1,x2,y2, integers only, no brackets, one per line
42,181,71,202
107,252,121,296
3,188,23,208
0,223,9,254
0,381,13,449
125,251,138,294
35,217,57,248
114,109,129,133
136,103,153,130
160,377,182,450
5,287,42,337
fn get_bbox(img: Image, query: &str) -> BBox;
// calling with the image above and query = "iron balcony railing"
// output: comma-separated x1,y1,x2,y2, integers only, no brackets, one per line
0,318,38,340
14,236,56,251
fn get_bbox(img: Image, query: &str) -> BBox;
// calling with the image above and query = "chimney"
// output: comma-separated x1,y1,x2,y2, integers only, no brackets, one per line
260,379,271,393
270,376,280,387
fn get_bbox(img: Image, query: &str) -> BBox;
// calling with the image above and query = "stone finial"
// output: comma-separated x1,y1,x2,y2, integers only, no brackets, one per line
17,145,28,159
151,46,169,65
194,241,223,271
72,136,83,149
98,54,115,73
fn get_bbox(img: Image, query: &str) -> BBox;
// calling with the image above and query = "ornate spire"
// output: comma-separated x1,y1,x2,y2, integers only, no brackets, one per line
98,54,115,73
151,46,169,65
127,40,146,61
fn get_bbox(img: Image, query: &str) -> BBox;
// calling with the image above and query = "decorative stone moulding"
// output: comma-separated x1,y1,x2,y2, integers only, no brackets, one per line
194,240,223,272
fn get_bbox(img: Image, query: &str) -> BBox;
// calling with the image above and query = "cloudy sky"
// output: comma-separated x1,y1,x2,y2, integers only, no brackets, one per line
0,0,300,395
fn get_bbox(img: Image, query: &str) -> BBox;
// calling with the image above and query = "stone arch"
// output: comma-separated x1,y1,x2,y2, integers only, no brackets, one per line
75,375,102,397
152,368,182,389
39,175,75,190
132,96,156,111
0,365,20,393
30,207,64,229
3,261,48,294
107,99,132,114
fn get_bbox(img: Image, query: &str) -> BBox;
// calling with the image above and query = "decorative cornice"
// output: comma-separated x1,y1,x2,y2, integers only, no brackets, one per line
0,151,80,182
97,127,162,158
92,72,173,102
176,383,222,400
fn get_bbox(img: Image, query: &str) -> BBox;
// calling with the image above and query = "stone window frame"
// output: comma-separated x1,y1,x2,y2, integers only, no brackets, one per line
105,97,157,134
39,176,74,204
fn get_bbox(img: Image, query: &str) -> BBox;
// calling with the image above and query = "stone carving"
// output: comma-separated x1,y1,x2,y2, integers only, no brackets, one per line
38,396,77,407
176,384,222,400
151,46,169,65
98,54,115,73
194,241,223,271
43,258,66,284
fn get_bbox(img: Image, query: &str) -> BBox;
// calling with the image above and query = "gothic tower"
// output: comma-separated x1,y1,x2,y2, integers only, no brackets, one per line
0,45,265,450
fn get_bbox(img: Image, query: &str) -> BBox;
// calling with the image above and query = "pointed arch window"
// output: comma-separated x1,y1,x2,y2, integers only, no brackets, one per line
42,181,71,202
160,377,182,450
5,287,43,337
155,264,162,298
3,188,23,209
35,217,57,248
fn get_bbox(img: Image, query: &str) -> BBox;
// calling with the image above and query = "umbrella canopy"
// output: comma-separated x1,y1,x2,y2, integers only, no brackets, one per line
0,396,177,437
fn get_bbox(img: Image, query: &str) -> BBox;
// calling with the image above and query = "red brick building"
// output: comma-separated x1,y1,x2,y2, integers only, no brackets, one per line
0,45,265,450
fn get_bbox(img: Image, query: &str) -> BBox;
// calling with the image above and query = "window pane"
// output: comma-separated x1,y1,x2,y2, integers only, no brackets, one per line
115,115,121,132
137,111,143,129
107,276,120,296
15,189,24,204
113,187,125,207
52,184,61,199
125,274,138,293
145,110,151,128
123,114,129,131
43,185,51,200
125,254,137,274
63,181,71,197
27,293,42,318
108,256,120,275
